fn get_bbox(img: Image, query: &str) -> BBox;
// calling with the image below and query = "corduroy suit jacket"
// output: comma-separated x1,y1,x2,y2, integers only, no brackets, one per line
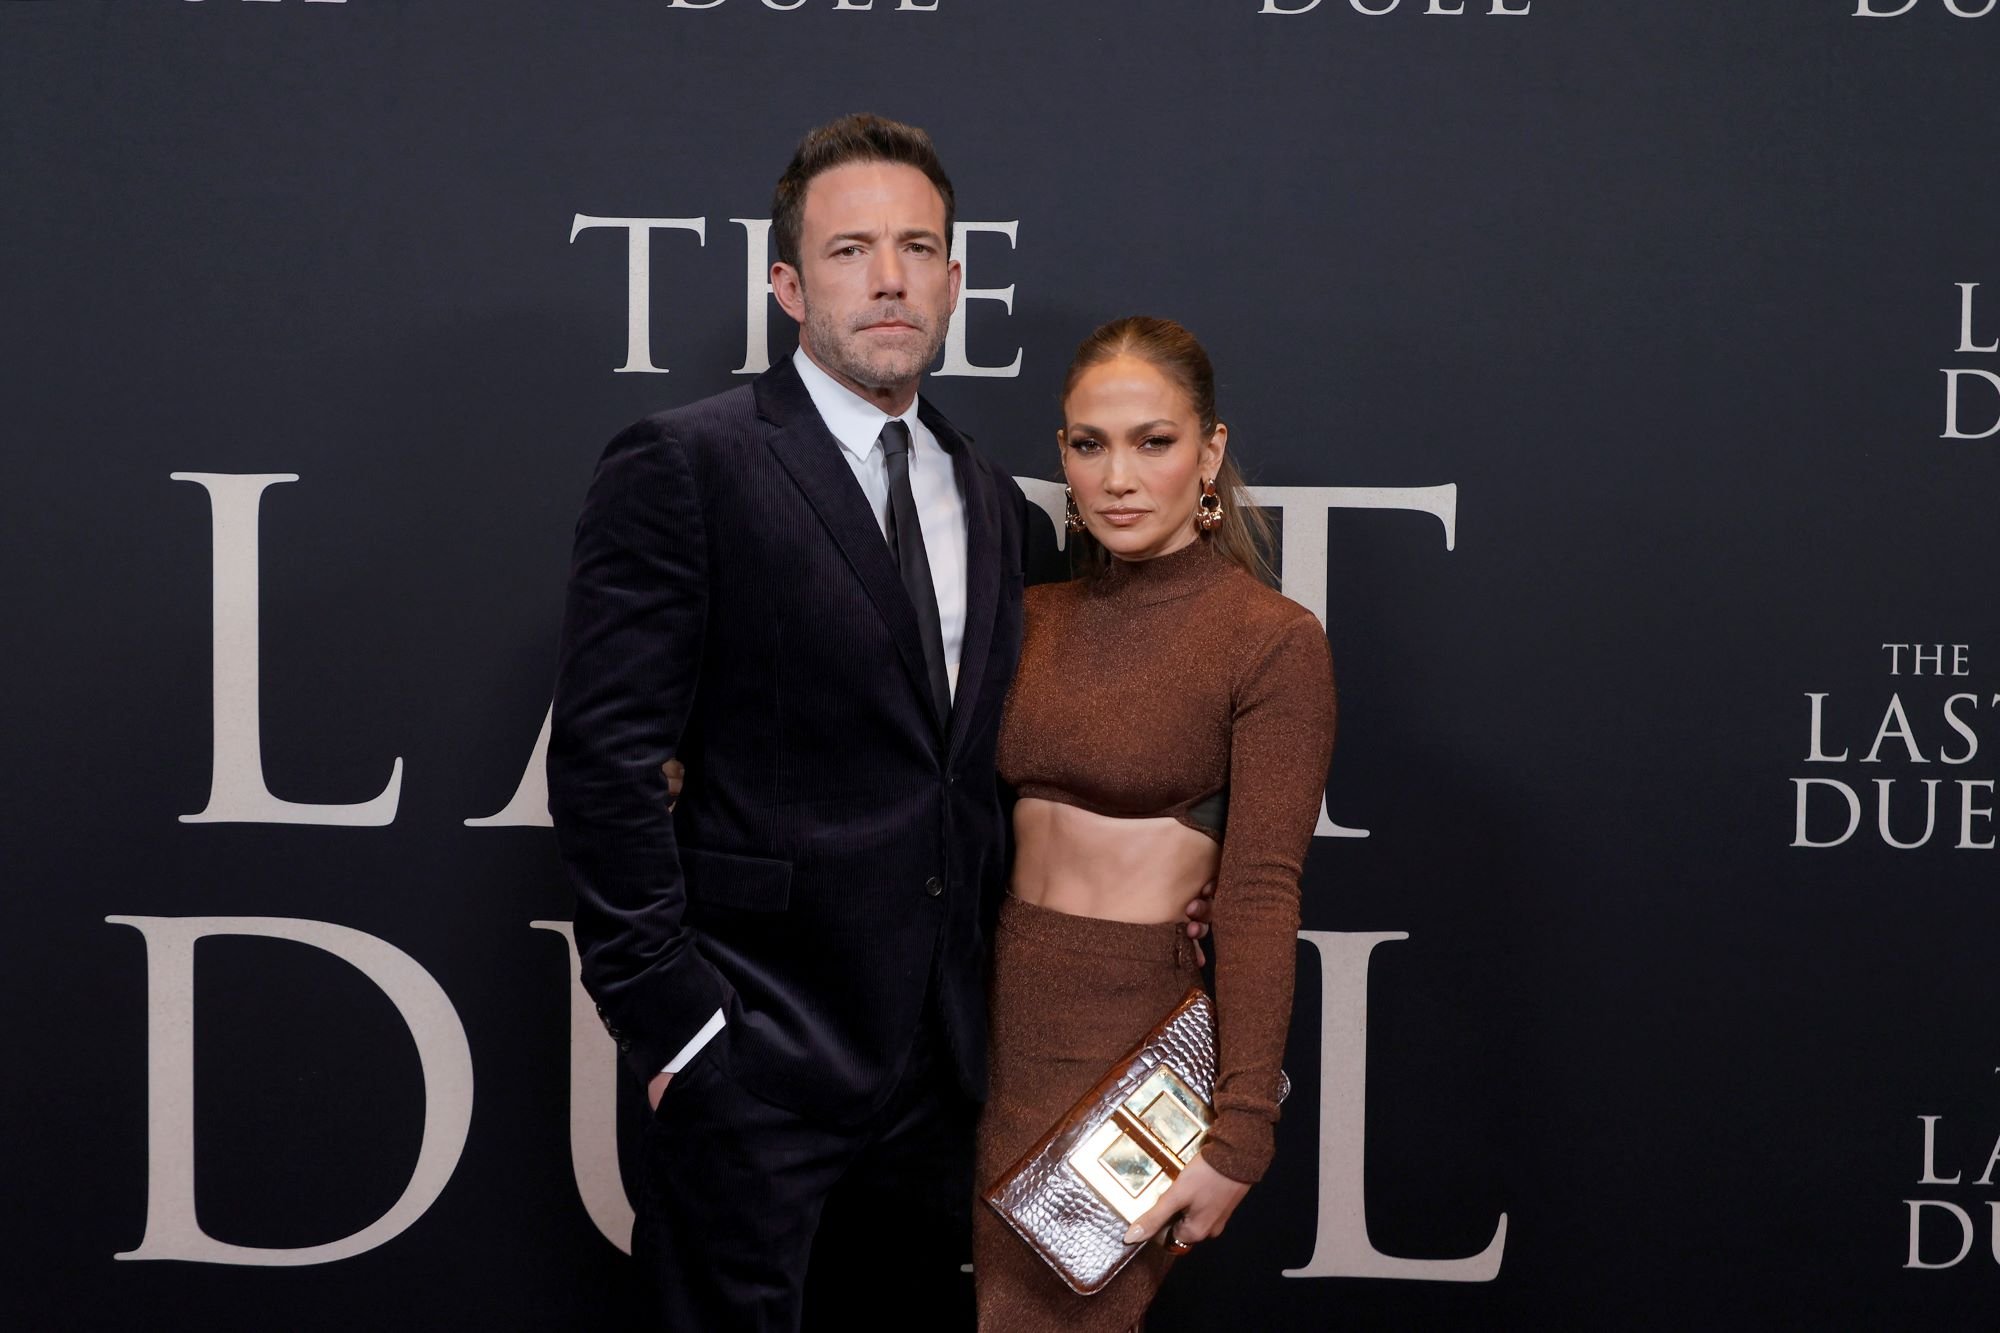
549,356,1051,1125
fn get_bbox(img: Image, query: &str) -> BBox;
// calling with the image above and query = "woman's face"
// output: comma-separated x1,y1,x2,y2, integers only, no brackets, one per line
1060,355,1228,563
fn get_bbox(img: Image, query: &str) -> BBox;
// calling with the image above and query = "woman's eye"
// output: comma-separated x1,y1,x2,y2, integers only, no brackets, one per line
1142,436,1174,451
1070,439,1103,454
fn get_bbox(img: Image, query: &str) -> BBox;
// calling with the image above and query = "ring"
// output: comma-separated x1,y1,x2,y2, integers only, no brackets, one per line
1164,1230,1194,1255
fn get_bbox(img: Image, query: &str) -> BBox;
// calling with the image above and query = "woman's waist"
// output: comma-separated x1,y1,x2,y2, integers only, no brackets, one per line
1006,868,1209,930
995,893,1200,966
1011,795,1219,875
1016,792,1216,888
1009,802,1217,924
1008,782,1223,839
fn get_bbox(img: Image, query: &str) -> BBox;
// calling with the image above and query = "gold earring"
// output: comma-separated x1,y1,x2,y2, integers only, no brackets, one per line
1194,478,1224,532
1064,484,1087,534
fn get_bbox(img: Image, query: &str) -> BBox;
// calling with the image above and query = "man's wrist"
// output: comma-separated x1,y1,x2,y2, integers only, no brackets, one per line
660,1007,726,1075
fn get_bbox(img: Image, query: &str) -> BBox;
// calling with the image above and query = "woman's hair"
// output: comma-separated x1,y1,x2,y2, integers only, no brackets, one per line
1060,316,1275,583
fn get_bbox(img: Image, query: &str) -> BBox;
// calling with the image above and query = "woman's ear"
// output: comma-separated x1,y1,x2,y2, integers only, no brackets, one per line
1203,422,1230,477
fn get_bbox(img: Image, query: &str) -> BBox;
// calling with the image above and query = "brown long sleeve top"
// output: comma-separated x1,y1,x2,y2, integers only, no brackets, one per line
996,537,1337,1184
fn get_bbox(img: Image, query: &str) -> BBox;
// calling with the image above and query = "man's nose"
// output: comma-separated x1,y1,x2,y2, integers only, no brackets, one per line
869,246,907,300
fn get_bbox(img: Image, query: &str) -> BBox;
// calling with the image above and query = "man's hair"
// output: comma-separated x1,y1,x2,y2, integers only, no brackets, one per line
771,113,956,270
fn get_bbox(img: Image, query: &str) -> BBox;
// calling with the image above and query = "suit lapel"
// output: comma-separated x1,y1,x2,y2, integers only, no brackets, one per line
927,402,1001,761
757,362,937,727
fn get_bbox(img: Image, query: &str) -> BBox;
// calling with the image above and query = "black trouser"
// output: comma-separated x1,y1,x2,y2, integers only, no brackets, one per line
634,1011,976,1333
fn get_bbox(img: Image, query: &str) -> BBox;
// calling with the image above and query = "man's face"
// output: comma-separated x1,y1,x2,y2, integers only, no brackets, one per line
773,161,961,406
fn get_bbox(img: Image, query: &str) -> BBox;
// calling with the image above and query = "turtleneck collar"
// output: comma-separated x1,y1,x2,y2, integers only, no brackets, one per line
1091,535,1229,606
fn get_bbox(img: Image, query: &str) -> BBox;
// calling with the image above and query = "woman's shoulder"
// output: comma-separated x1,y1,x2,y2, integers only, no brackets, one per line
1206,567,1332,701
1211,563,1320,638
1023,577,1084,612
1019,579,1085,650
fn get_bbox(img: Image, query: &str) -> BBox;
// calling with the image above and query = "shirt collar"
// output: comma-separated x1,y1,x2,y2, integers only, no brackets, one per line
792,348,920,463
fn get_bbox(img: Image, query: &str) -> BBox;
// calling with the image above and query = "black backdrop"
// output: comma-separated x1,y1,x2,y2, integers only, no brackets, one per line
7,1,2000,1327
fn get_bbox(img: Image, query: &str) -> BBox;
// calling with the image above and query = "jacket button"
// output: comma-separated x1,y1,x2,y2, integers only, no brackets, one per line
925,876,944,898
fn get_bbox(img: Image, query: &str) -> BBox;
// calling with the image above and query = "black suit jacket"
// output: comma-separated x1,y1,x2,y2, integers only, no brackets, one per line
549,357,1052,1124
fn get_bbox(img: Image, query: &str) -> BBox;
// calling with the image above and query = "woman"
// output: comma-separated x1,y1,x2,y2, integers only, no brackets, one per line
974,316,1338,1330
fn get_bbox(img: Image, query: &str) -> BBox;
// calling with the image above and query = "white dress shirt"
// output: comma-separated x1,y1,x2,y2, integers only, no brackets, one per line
791,346,969,698
659,350,972,1078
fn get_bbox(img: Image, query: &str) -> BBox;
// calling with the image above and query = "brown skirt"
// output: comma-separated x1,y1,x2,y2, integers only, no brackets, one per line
973,895,1204,1333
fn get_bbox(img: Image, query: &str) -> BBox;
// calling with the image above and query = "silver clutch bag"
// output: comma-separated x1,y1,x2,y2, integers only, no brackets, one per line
981,987,1219,1295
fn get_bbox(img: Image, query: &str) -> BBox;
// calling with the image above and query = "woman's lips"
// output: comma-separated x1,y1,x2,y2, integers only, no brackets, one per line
1098,508,1148,527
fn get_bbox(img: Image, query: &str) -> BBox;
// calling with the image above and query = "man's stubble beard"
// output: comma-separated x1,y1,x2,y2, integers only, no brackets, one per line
801,292,950,396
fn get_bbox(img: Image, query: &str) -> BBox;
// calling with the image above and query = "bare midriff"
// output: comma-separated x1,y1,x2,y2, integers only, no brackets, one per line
1008,797,1220,925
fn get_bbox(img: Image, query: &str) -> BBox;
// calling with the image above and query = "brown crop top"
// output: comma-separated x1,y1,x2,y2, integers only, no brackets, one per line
996,538,1337,1184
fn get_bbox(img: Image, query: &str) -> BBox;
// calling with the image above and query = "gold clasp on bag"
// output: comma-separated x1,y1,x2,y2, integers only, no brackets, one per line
1065,1065,1213,1224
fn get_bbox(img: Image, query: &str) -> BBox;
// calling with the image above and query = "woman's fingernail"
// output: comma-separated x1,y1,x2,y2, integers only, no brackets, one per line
1123,1226,1142,1244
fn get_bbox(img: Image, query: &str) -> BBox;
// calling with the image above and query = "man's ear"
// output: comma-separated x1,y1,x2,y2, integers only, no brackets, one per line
772,261,806,325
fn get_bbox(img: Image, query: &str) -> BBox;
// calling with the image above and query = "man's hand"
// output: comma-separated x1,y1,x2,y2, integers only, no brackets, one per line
647,1069,672,1110
1182,879,1215,968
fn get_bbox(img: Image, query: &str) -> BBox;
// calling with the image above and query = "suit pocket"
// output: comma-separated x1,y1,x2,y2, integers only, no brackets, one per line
649,1029,729,1125
679,846,792,912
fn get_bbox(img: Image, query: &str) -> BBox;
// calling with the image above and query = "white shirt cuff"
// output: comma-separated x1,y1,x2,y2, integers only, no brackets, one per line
661,1008,725,1075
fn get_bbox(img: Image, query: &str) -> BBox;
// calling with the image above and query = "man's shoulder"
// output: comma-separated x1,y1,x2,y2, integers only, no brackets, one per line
598,385,768,484
639,382,762,445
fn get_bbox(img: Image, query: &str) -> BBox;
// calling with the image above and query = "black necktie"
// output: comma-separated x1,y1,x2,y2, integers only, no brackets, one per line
879,419,951,729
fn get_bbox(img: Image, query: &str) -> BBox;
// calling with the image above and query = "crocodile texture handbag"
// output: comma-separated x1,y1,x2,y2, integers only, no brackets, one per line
981,987,1218,1295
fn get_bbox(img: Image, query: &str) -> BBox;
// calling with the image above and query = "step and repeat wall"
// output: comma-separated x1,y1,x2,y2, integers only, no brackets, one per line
6,2,1998,1328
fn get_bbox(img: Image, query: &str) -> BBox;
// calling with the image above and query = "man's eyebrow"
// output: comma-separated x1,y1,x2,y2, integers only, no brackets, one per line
826,229,881,247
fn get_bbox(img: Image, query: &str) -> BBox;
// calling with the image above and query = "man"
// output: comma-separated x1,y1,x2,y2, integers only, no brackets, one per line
549,116,1204,1330
549,114,1040,1331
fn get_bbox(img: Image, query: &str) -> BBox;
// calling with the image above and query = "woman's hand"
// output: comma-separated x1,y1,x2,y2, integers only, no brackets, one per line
1120,1153,1251,1254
